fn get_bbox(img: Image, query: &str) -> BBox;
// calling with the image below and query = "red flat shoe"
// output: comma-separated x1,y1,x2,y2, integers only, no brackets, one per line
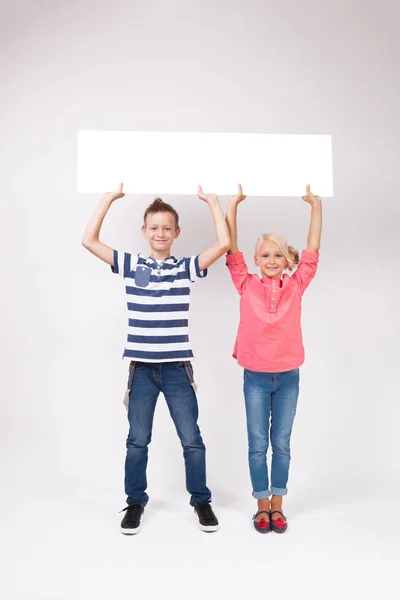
252,510,271,534
270,510,287,533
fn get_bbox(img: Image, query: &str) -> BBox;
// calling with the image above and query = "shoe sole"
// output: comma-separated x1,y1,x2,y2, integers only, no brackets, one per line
193,513,220,532
120,523,142,535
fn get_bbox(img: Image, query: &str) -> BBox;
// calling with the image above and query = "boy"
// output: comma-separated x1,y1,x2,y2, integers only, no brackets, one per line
81,183,230,534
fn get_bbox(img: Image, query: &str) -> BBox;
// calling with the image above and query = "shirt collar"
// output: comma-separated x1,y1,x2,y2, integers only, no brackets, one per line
141,254,177,267
261,275,282,284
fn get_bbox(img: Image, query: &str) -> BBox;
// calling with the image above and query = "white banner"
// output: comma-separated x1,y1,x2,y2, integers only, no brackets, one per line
77,130,333,197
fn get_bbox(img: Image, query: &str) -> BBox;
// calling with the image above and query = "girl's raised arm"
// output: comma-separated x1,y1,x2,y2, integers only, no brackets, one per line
302,184,322,253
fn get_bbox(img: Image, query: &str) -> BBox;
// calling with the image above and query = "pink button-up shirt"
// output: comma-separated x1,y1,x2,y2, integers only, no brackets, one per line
226,250,319,372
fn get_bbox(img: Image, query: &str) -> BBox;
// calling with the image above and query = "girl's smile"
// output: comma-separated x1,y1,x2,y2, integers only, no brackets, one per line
254,239,288,278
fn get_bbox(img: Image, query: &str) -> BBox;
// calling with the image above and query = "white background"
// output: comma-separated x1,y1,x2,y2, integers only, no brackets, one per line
1,1,399,599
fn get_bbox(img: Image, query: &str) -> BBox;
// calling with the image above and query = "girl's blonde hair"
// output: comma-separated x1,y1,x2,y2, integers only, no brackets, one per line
255,233,299,271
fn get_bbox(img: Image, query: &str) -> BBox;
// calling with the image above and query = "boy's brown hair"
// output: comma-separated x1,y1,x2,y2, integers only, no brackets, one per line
143,198,180,230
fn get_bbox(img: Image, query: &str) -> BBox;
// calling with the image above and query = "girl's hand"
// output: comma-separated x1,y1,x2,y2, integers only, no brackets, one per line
302,184,321,206
228,184,246,205
198,185,218,205
103,183,125,204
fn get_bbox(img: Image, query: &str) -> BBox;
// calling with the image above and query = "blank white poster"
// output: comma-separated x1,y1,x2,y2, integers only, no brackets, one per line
77,131,333,197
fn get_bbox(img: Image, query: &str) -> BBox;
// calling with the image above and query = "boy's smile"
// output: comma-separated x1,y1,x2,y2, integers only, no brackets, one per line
142,211,180,259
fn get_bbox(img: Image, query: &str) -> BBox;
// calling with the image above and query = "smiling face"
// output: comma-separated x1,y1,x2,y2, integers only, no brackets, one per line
254,238,288,278
142,211,180,256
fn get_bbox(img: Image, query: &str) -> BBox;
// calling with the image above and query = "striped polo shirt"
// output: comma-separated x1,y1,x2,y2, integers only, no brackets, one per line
111,250,207,362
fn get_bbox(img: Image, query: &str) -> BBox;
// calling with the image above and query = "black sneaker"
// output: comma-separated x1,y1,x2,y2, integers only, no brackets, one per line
193,501,220,532
120,503,144,535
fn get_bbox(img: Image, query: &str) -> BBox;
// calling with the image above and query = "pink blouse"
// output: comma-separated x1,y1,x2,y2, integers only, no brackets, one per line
226,250,319,372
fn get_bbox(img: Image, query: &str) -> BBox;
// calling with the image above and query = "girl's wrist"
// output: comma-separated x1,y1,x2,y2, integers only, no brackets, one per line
101,195,114,207
308,198,321,208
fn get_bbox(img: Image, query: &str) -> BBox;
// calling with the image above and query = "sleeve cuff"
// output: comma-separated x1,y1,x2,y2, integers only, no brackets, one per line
300,250,319,262
194,255,207,279
111,249,119,273
226,251,245,266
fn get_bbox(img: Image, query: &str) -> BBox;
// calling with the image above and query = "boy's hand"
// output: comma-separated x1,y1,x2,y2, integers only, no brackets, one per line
103,183,125,204
198,185,218,205
302,184,321,206
228,184,246,205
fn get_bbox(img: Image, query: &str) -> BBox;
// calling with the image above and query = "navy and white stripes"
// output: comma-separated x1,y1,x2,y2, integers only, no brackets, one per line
111,251,207,362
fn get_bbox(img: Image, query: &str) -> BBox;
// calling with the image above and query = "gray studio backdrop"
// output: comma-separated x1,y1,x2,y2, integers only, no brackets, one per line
2,0,399,516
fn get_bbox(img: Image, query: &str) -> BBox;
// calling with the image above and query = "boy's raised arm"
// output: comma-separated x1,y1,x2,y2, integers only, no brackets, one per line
197,185,231,271
81,183,125,266
225,184,246,254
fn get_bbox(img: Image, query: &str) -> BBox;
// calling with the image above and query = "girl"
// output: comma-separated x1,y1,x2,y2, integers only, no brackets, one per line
225,185,322,533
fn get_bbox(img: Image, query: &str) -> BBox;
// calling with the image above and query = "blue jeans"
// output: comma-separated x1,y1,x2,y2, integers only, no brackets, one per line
125,361,211,506
243,368,300,499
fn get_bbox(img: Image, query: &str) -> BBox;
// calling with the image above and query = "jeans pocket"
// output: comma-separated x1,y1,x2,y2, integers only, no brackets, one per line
175,361,197,395
123,362,137,410
182,362,198,396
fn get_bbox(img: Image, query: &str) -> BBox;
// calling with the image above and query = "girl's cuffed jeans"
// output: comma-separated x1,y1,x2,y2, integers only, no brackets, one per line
243,367,300,499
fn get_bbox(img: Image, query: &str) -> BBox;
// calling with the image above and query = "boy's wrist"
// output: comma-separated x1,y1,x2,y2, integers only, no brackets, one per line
207,197,220,209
